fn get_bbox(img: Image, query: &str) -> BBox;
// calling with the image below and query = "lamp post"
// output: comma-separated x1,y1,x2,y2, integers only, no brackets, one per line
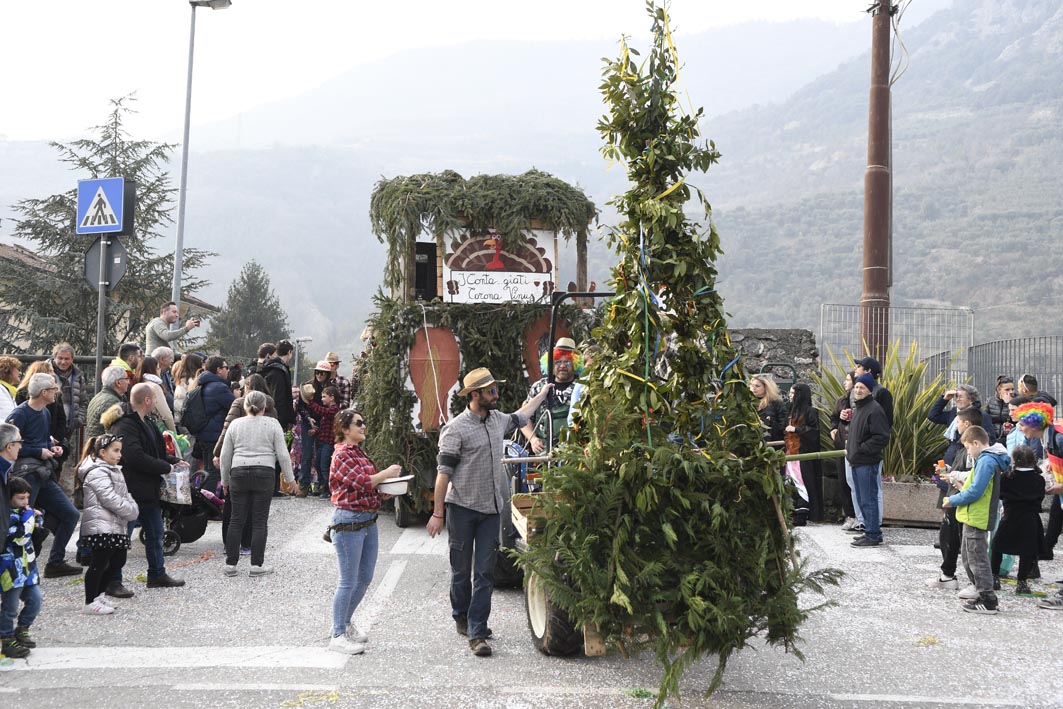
293,336,313,385
171,0,232,326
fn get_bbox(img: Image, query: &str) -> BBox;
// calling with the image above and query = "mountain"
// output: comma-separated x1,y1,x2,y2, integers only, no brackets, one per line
7,0,1061,359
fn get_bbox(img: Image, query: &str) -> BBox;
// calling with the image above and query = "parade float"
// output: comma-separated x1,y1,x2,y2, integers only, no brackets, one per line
359,169,598,539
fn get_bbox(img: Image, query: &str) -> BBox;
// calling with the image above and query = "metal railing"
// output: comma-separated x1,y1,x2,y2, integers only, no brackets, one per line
968,337,1063,415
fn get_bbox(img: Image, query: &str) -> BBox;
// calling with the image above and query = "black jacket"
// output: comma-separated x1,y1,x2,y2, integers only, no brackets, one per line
985,396,1011,441
758,398,788,444
260,357,294,429
107,404,177,507
846,395,890,466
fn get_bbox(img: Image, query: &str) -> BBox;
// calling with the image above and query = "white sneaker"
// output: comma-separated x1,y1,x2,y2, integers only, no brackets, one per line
223,564,238,577
249,565,273,577
925,575,959,590
346,623,368,643
82,598,115,615
328,634,366,655
841,517,856,531
958,585,979,599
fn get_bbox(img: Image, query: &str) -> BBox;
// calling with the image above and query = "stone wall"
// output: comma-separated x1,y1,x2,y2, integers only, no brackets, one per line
730,328,819,386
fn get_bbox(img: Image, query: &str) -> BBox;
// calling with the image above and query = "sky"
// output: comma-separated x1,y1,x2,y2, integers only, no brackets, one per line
0,0,891,143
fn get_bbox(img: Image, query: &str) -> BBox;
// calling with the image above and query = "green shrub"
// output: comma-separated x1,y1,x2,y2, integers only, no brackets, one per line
811,342,950,482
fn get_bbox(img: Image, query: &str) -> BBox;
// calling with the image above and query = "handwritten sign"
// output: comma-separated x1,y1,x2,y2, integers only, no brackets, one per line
444,270,545,303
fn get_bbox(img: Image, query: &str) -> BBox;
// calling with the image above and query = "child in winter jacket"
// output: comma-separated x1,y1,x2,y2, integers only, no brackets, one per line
77,434,139,615
991,445,1046,596
1,477,42,659
943,426,1012,615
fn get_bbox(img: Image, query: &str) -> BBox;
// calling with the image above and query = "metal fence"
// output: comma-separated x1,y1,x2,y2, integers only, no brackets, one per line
818,304,975,377
968,337,1063,414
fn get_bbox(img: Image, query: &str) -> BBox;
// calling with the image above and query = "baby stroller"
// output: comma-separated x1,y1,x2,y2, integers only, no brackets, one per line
138,467,223,557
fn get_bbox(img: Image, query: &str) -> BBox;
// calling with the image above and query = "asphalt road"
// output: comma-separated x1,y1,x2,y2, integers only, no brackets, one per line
3,496,1062,709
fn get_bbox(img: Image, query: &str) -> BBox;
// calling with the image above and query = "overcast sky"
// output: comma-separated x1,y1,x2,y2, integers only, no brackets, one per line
0,0,900,143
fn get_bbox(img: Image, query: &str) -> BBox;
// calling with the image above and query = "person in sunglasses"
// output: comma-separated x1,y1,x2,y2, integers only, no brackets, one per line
427,367,553,657
986,376,1016,442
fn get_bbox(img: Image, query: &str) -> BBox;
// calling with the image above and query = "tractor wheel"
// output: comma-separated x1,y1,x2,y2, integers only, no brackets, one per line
525,571,582,656
394,496,413,528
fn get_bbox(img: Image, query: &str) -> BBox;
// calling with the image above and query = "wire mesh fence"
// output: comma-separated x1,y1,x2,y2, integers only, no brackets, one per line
818,304,974,380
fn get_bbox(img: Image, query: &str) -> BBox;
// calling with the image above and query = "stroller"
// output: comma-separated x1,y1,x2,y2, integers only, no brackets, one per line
138,466,223,557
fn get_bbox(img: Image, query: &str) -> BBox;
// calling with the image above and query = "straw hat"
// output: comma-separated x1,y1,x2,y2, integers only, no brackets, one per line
313,360,332,372
457,367,505,396
325,352,341,363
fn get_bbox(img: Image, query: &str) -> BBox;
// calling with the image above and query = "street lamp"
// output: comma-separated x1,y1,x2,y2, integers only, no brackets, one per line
170,0,232,326
293,336,313,384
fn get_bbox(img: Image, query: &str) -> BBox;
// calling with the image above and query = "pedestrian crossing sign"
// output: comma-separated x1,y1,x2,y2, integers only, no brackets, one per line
76,177,125,234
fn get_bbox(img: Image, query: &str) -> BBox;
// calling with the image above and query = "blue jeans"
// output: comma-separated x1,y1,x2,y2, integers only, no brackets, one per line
331,509,378,637
1,584,43,636
27,475,79,566
446,503,499,640
850,463,883,542
128,506,166,579
845,459,884,526
298,420,316,488
315,443,335,494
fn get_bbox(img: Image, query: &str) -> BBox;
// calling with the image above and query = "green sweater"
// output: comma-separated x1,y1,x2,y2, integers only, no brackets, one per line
85,387,123,438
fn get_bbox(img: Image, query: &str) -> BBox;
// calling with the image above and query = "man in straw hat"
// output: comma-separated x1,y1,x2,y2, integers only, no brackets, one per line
324,352,352,408
520,337,583,455
427,367,553,657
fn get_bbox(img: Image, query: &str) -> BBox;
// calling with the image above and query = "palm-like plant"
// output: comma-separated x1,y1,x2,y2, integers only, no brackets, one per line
811,342,951,481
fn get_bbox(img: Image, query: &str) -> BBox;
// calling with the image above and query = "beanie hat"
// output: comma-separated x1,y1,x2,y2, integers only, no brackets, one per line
855,373,877,392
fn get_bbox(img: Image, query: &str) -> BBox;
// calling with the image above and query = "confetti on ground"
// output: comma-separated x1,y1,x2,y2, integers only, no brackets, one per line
625,687,657,699
916,636,942,647
281,689,343,707
169,550,215,568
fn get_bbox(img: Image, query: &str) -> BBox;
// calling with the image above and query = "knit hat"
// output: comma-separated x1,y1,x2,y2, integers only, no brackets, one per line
854,373,877,392
1015,401,1054,430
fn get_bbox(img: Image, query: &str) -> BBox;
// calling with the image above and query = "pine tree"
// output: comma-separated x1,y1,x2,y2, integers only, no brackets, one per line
0,95,212,357
521,5,840,704
206,260,291,363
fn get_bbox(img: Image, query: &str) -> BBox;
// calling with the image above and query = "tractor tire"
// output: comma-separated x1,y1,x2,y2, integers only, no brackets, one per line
394,496,413,528
525,571,582,656
493,545,523,589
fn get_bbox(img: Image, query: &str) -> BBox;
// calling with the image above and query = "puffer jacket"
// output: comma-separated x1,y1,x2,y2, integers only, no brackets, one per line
77,457,139,535
195,370,236,443
55,362,89,431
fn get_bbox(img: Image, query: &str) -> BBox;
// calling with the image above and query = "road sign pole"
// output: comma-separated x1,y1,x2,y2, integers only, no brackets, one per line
94,236,110,389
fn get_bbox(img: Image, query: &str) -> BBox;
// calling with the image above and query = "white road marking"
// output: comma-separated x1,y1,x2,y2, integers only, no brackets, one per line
8,645,349,671
389,526,448,555
352,560,408,633
828,693,1028,706
284,505,338,555
171,683,338,692
796,525,892,563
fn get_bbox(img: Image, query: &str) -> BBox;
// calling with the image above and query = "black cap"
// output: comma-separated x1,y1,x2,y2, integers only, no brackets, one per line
854,356,882,376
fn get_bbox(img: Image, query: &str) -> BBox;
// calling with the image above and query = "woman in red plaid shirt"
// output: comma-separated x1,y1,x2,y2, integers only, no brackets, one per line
326,408,401,655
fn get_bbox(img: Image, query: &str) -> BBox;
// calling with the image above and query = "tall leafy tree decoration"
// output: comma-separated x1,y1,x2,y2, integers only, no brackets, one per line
206,260,292,362
521,5,840,703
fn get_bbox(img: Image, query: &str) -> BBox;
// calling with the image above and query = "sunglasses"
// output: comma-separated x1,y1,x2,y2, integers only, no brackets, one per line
353,420,367,428
997,376,1014,384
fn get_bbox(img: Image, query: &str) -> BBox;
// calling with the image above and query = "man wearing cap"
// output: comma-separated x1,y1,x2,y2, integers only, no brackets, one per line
846,372,891,547
520,337,582,455
427,367,553,657
853,357,894,426
295,361,333,496
324,352,352,408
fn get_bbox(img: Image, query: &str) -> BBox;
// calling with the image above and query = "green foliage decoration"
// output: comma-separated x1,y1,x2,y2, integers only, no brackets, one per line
0,95,212,358
518,6,840,705
369,169,597,292
357,293,594,513
812,341,949,482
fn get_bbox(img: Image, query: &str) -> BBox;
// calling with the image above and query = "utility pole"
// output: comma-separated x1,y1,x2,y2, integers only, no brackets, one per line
860,0,893,361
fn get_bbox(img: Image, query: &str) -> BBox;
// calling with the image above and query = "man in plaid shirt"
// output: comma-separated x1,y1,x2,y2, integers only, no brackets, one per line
325,352,352,408
427,367,552,657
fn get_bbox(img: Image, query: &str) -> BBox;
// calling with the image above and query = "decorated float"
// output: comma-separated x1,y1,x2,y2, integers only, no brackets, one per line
359,169,598,535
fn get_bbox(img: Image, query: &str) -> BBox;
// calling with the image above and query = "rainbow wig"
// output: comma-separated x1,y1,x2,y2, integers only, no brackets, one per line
1015,401,1054,430
539,349,584,378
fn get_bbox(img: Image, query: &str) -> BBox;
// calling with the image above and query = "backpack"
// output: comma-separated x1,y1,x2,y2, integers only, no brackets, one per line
181,386,209,435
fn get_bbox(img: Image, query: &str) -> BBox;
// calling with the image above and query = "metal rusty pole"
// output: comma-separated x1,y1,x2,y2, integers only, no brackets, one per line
860,0,893,361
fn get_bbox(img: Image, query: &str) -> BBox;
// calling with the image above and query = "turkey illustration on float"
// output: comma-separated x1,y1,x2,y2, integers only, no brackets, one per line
444,230,554,303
